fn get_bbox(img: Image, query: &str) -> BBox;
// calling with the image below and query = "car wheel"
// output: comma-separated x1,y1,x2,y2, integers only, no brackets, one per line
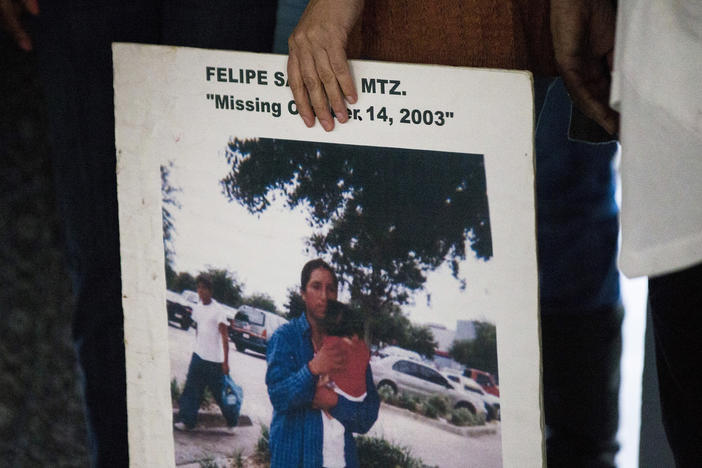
180,318,190,330
377,380,397,395
235,342,245,352
455,401,476,415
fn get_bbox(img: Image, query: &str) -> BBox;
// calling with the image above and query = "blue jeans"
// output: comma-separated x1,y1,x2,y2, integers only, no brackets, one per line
177,353,235,428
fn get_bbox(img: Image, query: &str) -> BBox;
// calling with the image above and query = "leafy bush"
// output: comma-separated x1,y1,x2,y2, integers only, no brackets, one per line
398,392,419,412
450,407,486,427
201,386,216,409
356,435,434,468
171,378,181,405
425,395,451,416
420,403,439,419
377,384,397,403
254,424,271,466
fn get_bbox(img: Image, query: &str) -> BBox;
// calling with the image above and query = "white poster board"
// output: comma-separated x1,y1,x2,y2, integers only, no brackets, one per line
114,43,542,467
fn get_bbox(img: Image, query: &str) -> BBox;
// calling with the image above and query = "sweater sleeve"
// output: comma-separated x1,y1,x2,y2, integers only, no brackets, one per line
265,328,317,413
329,365,380,434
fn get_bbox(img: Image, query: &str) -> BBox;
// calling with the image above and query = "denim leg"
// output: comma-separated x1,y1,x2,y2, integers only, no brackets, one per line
534,77,622,467
177,354,209,428
273,0,309,53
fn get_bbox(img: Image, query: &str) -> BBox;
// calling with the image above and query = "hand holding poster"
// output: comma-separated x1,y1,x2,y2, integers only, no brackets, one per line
114,44,541,467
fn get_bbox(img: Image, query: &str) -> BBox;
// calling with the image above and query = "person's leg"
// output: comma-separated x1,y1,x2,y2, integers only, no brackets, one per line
33,1,277,464
32,3,162,465
648,262,702,467
534,77,622,468
177,353,208,428
541,306,623,467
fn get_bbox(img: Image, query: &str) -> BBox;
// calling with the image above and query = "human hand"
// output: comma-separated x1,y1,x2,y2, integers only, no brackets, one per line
551,0,619,135
0,0,39,51
309,339,347,375
312,384,338,410
222,362,230,375
287,0,364,131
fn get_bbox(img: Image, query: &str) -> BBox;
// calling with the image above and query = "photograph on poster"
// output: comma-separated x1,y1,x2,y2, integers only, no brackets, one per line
163,138,503,467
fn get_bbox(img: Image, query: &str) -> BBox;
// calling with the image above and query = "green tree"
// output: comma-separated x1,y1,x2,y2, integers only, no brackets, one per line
160,162,181,269
169,271,196,292
241,292,279,314
205,268,244,308
449,322,498,375
220,138,492,342
284,287,305,319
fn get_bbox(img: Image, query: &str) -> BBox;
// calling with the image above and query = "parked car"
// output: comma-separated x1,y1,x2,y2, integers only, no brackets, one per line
228,305,288,354
166,290,193,330
371,356,487,418
442,370,500,421
373,345,423,361
463,368,500,397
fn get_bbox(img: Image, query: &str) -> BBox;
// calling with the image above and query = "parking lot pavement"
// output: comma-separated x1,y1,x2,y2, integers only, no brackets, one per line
168,326,502,468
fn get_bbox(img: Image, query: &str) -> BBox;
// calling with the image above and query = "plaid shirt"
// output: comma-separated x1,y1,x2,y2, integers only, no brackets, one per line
266,314,379,467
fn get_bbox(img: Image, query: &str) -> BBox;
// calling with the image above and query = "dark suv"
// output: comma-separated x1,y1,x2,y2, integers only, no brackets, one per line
166,290,193,330
228,305,287,354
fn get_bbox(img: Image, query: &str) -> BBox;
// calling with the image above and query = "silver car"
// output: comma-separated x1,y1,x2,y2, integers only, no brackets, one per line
371,356,487,418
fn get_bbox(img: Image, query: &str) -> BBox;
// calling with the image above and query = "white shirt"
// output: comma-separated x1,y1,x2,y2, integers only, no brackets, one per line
192,300,228,363
322,411,346,468
611,0,702,277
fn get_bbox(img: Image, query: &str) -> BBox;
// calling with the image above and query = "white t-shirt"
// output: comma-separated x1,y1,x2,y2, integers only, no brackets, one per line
192,300,229,363
322,411,346,468
611,0,702,278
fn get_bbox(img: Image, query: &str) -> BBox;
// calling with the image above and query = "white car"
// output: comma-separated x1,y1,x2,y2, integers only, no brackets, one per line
374,345,423,361
371,356,487,419
441,369,500,421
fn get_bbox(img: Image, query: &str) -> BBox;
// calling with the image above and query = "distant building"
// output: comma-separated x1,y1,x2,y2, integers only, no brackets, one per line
456,320,477,341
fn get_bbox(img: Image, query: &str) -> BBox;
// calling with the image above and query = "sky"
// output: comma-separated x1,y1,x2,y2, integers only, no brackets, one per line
166,145,494,330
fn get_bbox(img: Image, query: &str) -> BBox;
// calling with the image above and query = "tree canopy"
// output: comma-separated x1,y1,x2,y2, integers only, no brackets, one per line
220,138,492,344
449,322,498,376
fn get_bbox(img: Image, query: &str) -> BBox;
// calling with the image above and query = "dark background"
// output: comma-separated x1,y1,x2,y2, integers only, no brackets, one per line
0,33,89,466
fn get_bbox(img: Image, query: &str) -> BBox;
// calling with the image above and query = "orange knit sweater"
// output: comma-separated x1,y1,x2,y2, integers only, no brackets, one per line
348,0,557,75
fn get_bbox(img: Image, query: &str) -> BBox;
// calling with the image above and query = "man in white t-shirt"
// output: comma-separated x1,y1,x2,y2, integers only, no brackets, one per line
174,274,234,430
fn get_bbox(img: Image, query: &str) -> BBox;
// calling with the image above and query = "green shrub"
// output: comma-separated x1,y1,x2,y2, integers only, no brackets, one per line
171,378,181,405
201,387,216,409
378,384,397,403
421,402,439,419
356,435,432,468
398,392,418,412
254,424,271,466
450,407,486,426
426,395,451,417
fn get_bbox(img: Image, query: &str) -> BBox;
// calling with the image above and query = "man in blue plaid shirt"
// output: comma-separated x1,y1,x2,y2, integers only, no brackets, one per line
266,259,379,467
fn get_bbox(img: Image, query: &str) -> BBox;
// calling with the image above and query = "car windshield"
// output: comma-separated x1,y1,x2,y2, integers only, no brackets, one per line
235,309,265,326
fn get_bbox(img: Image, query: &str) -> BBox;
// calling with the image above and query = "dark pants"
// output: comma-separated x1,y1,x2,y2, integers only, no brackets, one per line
31,2,276,466
177,353,235,428
541,306,623,468
649,262,702,467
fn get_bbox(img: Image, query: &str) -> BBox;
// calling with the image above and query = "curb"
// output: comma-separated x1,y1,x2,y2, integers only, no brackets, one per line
379,403,498,437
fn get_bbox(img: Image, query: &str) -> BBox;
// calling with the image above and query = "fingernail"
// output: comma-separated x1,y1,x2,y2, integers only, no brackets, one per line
302,115,314,127
337,111,348,123
320,118,333,132
346,95,357,104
